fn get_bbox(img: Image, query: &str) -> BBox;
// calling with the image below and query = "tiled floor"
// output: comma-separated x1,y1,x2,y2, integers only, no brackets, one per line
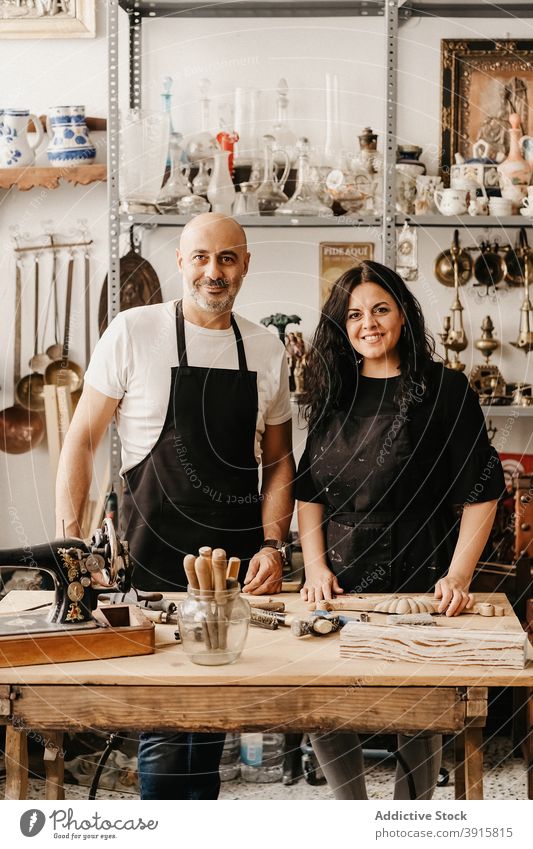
0,735,528,800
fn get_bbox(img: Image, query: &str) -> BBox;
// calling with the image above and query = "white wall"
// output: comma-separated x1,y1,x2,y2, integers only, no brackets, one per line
1,8,532,546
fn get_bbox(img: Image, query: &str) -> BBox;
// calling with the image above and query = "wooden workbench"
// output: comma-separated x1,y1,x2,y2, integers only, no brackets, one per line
1,591,532,801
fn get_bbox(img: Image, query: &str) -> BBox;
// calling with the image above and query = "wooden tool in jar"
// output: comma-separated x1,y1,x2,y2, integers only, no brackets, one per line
182,547,242,651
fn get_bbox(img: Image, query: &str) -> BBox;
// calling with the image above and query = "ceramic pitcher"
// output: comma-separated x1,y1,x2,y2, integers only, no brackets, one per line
0,109,45,167
46,105,96,167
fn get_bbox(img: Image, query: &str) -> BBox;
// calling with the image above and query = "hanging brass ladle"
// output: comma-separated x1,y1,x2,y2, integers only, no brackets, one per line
15,253,45,412
510,242,533,353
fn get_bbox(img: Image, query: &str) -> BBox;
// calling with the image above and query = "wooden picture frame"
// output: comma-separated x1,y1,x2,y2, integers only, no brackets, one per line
440,39,533,179
0,1,95,39
319,242,374,306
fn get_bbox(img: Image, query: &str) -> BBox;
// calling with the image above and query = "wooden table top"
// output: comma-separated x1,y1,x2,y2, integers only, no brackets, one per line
1,591,532,688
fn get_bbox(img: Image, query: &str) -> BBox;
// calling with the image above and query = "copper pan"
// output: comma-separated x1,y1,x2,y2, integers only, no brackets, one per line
505,227,533,287
434,230,473,287
0,262,45,454
98,229,162,336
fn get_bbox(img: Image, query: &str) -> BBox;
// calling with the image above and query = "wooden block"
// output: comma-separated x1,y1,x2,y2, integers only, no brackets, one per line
0,605,154,668
340,621,528,669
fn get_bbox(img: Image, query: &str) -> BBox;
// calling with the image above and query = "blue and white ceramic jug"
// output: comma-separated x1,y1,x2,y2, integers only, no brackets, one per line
46,105,96,166
0,109,45,167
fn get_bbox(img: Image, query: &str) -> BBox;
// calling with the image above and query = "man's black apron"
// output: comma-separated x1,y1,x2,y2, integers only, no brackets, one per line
121,301,263,592
312,411,453,594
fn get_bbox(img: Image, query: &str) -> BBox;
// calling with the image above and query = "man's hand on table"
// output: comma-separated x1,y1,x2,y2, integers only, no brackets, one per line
243,548,283,594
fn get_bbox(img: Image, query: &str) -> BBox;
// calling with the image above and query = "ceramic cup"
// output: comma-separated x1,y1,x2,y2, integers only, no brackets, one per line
434,188,468,216
489,197,513,216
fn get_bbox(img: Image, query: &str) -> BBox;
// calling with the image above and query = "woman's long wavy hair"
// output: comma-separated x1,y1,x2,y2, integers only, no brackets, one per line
303,261,435,432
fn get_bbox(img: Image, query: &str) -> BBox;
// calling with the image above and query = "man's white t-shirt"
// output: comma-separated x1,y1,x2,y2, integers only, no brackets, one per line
85,301,292,475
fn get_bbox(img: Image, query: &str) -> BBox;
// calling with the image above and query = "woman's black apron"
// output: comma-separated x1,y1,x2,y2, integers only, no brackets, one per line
312,410,453,594
121,301,263,592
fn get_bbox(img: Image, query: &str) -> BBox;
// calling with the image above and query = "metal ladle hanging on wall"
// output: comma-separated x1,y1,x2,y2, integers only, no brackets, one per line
510,238,533,353
15,252,46,412
0,261,45,454
434,228,472,287
44,251,84,393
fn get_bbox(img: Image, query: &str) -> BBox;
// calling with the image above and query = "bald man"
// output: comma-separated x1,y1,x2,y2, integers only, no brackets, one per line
56,213,295,799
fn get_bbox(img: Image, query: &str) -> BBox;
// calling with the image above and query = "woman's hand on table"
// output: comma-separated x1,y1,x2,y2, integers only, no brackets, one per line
434,574,474,617
300,567,344,603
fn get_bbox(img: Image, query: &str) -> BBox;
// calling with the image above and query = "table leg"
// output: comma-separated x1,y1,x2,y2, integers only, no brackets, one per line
463,726,484,800
454,730,466,799
44,732,65,801
4,726,28,800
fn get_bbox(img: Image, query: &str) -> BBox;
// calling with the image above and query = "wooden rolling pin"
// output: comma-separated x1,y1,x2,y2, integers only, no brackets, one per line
312,595,505,617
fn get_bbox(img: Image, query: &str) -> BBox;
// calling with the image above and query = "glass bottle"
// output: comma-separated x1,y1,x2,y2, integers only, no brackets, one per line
323,72,343,168
160,76,175,167
157,132,191,212
256,134,290,215
192,159,211,197
270,78,298,166
276,138,333,217
234,87,261,166
220,733,241,782
240,733,284,783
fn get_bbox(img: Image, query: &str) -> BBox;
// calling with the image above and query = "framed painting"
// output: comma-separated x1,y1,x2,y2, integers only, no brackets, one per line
319,242,374,305
440,39,533,178
0,0,95,39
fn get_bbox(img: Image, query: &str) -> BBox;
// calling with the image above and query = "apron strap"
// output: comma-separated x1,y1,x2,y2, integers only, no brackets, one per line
176,299,250,373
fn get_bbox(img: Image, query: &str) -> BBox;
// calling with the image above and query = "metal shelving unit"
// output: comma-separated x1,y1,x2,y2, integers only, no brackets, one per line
106,0,532,479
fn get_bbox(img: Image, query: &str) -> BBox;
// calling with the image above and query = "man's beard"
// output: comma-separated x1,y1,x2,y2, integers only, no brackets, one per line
188,277,236,313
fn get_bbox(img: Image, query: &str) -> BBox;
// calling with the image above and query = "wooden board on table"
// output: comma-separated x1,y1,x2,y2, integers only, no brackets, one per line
0,605,154,668
340,620,528,669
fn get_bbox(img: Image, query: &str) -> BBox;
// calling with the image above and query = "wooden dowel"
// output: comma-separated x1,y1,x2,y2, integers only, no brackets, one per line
213,548,228,650
183,554,199,590
226,557,240,582
195,555,217,649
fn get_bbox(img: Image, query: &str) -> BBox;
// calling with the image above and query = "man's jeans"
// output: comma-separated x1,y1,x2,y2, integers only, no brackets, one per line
138,731,226,800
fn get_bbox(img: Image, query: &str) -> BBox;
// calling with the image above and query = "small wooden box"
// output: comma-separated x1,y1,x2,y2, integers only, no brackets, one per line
0,605,155,668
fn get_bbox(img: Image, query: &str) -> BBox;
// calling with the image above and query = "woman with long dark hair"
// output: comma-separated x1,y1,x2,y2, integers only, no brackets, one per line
296,260,505,799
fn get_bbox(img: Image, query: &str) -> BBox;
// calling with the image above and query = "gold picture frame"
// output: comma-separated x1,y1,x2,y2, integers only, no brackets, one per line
0,1,95,39
440,39,533,179
319,242,374,305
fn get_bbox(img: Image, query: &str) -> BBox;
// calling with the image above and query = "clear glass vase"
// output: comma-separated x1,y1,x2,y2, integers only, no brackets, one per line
120,109,169,207
177,585,250,666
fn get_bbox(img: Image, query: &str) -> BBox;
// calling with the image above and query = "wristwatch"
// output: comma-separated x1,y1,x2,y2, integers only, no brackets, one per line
260,539,291,567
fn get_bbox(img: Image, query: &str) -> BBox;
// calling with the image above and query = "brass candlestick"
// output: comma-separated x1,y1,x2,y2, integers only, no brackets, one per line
438,315,451,367
470,315,506,401
445,231,468,371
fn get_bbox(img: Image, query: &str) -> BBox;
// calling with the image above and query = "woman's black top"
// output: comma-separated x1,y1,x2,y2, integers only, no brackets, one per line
295,361,506,593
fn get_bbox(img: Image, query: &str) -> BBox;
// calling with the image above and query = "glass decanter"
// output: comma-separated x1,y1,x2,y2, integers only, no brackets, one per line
157,132,191,212
276,138,333,217
256,134,291,215
269,78,298,167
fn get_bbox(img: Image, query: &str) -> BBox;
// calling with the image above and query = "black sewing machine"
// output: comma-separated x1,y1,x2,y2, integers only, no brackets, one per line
0,519,131,635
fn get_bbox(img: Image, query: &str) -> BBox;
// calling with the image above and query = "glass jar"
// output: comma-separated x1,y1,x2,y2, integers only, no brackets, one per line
177,585,250,666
